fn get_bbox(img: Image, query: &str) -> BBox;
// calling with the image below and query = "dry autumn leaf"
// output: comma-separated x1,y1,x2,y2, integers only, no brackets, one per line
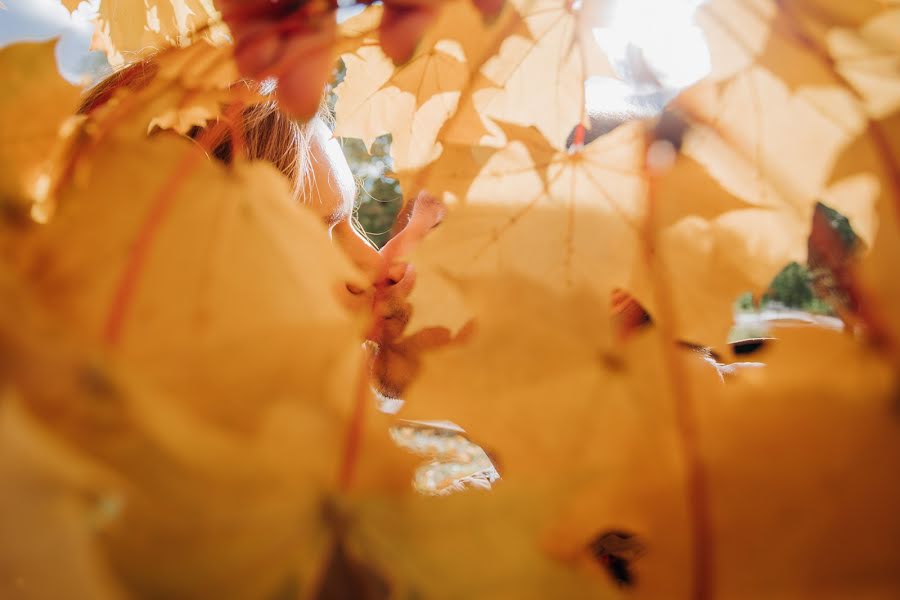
0,397,124,600
92,0,225,65
23,129,362,430
0,40,79,210
0,254,418,599
401,277,900,598
333,0,528,170
333,0,895,347
408,122,645,307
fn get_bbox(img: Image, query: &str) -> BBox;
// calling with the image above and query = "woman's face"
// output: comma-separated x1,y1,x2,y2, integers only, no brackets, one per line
305,117,357,226
305,117,383,279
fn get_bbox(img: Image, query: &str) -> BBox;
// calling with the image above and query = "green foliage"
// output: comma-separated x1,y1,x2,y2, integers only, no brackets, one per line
738,202,860,316
340,134,403,248
755,262,834,315
330,59,403,249
763,262,814,308
734,291,755,313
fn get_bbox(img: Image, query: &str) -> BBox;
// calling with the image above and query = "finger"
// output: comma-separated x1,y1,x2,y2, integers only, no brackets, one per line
409,191,446,226
380,192,445,261
379,4,440,65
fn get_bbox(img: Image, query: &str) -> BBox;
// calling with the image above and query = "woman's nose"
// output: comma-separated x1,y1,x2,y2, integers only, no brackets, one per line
332,192,443,299
331,220,416,299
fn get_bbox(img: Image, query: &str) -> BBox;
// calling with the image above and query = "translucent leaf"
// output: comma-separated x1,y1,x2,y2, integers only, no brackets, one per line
94,0,225,65
0,41,79,209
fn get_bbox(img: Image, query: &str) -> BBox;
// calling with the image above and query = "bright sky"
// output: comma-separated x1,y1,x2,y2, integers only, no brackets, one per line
587,0,711,117
0,0,104,82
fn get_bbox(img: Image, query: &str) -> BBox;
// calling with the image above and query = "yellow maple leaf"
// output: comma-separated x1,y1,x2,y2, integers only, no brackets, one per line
677,0,895,270
333,0,885,348
692,0,776,81
23,128,362,430
80,42,255,140
0,396,125,600
402,278,625,477
409,122,645,309
470,0,614,149
765,0,900,119
0,246,418,599
401,274,900,597
351,484,622,600
0,41,79,209
94,0,225,65
334,0,527,170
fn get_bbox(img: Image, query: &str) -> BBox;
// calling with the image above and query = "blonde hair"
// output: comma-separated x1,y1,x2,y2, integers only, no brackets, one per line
78,58,344,218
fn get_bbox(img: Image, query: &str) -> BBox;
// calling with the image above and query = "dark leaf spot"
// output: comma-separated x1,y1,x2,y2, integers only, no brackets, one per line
78,364,119,402
588,530,645,588
314,539,390,600
731,338,769,357
599,352,625,372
